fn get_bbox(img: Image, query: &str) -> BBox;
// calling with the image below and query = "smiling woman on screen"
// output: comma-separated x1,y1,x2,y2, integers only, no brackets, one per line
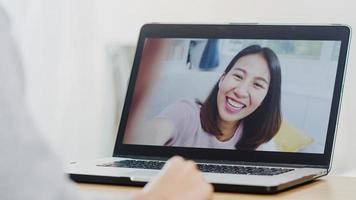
153,45,282,151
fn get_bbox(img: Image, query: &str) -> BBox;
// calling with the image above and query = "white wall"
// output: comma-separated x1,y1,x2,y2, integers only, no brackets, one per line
1,0,355,175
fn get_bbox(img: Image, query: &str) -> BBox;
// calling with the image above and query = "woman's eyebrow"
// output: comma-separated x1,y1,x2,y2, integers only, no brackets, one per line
233,68,246,74
233,68,269,84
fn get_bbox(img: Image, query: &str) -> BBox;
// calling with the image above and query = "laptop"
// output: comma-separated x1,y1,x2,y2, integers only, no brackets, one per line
66,23,351,193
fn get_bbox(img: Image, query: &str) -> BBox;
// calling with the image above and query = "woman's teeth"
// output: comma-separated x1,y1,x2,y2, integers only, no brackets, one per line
227,98,245,109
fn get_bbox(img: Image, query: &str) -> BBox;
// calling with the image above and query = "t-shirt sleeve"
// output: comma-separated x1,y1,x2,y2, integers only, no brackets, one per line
155,100,198,146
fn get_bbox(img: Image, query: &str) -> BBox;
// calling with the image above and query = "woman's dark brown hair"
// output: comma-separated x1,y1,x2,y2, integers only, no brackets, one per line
199,45,282,150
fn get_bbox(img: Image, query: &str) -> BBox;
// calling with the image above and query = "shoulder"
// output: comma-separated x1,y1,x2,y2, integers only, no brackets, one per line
178,99,200,109
156,99,201,129
163,99,200,114
156,99,201,146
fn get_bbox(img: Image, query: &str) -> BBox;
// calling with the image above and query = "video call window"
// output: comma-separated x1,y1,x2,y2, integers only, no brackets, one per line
123,38,341,154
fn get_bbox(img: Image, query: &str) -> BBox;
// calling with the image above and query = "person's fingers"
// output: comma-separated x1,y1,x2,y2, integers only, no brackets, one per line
203,183,214,199
184,160,198,171
162,156,183,170
192,166,213,200
167,156,184,165
191,183,213,200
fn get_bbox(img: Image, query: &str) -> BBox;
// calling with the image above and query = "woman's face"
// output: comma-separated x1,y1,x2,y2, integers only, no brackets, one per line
217,53,271,124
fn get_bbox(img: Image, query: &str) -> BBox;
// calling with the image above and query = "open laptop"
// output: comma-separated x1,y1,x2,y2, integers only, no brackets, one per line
66,24,351,193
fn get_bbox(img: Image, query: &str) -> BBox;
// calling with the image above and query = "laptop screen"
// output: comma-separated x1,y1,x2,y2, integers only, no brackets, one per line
122,37,342,154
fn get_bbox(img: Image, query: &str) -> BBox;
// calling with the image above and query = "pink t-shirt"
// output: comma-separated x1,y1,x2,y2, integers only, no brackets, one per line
156,99,243,149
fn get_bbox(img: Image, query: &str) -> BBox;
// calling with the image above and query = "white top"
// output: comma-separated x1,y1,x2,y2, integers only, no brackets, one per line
157,99,243,149
157,99,276,151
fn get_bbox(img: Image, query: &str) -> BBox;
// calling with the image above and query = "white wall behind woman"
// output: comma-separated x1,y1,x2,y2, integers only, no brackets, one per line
1,0,355,175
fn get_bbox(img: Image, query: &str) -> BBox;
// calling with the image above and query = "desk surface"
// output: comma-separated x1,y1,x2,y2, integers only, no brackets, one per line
77,176,354,200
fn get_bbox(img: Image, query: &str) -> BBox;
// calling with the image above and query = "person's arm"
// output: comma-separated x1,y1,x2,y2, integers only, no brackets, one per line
0,6,85,199
126,100,192,146
126,117,174,146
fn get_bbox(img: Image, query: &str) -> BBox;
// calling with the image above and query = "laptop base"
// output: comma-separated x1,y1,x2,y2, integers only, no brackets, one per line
69,173,320,194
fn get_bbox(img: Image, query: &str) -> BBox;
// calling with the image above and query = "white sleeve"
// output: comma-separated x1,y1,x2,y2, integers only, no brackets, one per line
0,5,125,200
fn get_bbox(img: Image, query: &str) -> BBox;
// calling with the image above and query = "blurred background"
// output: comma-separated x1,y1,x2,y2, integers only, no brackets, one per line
0,0,354,175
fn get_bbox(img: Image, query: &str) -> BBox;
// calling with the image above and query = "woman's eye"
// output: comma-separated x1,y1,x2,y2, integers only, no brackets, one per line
254,82,265,89
233,74,243,80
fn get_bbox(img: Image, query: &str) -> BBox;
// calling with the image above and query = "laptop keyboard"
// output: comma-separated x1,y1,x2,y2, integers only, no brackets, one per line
97,160,294,176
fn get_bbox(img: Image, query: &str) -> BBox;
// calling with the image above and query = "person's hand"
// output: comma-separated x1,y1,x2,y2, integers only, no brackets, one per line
132,156,213,200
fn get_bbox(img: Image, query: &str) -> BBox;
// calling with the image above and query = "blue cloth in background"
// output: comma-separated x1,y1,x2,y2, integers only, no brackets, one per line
199,39,219,70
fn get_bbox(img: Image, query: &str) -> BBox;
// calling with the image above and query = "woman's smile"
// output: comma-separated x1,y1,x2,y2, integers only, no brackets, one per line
224,97,246,114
